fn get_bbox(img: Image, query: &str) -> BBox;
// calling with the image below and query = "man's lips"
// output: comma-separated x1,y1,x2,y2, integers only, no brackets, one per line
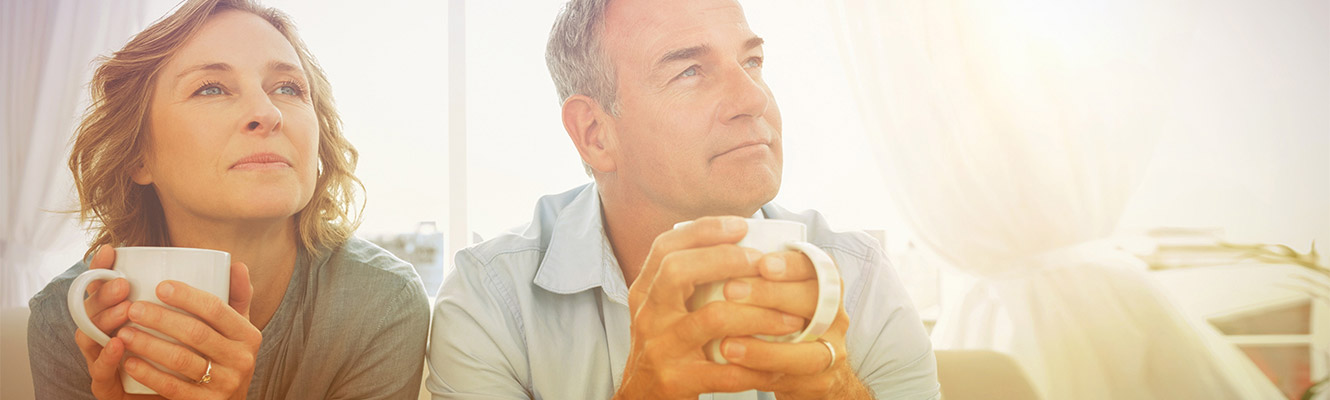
712,141,771,159
230,152,292,170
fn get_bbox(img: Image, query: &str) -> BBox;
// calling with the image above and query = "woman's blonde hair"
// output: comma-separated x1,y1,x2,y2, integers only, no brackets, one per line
70,0,362,258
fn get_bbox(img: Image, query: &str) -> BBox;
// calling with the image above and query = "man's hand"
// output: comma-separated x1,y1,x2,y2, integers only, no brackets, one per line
720,251,872,399
616,216,808,399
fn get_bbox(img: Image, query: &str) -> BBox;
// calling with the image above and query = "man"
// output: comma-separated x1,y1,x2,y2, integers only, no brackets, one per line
427,0,939,398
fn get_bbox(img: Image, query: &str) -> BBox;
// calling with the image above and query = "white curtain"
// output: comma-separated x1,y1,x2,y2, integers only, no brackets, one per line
827,1,1283,399
1,0,160,308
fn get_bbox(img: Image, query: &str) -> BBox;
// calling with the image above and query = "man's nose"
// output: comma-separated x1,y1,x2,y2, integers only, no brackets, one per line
719,64,770,123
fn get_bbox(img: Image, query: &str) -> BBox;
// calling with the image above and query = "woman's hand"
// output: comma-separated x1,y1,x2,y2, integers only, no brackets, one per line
73,245,159,400
114,261,260,400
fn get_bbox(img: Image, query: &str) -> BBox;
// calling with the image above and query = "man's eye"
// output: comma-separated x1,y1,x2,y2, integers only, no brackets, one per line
744,57,763,68
679,65,700,78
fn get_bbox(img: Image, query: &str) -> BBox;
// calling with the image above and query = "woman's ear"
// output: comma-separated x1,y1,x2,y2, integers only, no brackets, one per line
130,159,153,185
561,94,617,174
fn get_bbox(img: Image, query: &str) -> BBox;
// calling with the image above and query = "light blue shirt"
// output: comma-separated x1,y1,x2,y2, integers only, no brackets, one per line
427,183,940,399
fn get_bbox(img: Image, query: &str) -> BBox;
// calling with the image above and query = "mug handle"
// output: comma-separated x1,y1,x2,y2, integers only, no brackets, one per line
779,241,841,342
66,269,128,346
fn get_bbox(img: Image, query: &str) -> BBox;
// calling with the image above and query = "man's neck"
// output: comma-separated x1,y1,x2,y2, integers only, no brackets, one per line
597,184,760,287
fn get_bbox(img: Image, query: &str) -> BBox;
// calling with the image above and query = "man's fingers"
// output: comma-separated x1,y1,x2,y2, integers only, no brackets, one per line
719,337,842,375
228,262,253,319
674,301,805,346
636,216,749,288
756,251,818,282
653,245,761,306
723,278,820,318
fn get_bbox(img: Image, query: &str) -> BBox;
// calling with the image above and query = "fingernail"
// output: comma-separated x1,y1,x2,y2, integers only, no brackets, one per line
119,327,135,342
745,248,762,264
723,217,746,234
764,257,786,278
724,341,746,360
725,280,751,300
158,281,174,299
125,357,141,372
784,314,805,328
129,302,145,320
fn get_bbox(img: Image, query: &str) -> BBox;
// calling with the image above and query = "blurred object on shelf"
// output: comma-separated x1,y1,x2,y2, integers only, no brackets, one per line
366,221,447,297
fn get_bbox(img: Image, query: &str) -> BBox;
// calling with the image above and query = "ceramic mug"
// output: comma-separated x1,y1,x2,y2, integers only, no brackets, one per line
677,219,841,364
67,247,230,394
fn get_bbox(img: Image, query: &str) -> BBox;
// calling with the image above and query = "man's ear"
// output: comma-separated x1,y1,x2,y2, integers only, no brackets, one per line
561,94,617,174
130,158,153,185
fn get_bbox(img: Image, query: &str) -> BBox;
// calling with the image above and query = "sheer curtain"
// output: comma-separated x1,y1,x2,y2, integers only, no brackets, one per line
2,0,161,308
827,1,1282,399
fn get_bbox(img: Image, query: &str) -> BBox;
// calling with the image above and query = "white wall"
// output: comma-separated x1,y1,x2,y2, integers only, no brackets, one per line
1118,0,1330,259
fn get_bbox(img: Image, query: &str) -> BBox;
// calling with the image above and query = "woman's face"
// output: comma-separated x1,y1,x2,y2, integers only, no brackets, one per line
136,10,318,225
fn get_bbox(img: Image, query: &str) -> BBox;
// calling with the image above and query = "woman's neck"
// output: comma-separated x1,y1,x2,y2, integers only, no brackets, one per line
163,215,299,330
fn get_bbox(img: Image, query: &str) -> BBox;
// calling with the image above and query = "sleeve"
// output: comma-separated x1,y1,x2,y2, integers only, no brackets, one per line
425,249,533,399
27,275,99,400
841,242,942,400
327,277,432,400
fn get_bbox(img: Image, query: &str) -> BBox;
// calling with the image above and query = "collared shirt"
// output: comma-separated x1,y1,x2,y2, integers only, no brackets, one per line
427,183,940,399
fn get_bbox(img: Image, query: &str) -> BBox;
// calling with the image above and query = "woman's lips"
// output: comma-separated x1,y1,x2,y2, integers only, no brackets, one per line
230,153,292,170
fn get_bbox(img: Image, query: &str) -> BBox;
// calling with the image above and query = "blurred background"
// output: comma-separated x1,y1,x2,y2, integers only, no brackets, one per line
3,0,1327,399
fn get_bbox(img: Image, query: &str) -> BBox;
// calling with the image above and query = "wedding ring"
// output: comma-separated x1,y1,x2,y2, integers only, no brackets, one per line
197,359,212,384
817,338,836,373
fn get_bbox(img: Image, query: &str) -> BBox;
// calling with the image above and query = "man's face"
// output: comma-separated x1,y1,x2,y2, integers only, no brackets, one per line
602,0,782,217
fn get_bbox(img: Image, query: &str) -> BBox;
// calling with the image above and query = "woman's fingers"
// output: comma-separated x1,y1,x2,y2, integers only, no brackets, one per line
88,337,125,387
116,326,211,385
228,262,253,319
152,281,257,342
123,356,212,399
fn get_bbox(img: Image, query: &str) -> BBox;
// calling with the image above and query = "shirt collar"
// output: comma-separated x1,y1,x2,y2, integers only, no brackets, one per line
533,183,631,305
532,182,772,306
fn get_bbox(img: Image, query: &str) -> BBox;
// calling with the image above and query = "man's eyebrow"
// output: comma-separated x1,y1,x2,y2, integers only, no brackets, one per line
657,45,711,67
655,36,766,67
743,36,765,51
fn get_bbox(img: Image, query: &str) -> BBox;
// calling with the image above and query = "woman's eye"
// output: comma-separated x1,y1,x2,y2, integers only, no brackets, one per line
196,86,224,96
274,85,300,96
744,57,763,68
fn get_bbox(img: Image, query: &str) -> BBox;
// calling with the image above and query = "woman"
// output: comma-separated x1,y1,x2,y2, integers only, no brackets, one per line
26,0,430,398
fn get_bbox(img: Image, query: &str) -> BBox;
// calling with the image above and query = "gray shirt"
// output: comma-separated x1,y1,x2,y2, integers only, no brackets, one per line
28,237,431,400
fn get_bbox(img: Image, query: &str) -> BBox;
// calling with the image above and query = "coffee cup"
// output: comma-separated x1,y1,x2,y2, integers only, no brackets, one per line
67,247,230,394
677,219,841,364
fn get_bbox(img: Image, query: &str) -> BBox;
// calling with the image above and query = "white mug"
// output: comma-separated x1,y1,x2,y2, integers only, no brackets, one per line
67,247,230,395
677,219,841,364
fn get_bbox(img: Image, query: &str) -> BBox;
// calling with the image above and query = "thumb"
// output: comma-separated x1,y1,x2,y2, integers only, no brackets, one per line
229,261,254,319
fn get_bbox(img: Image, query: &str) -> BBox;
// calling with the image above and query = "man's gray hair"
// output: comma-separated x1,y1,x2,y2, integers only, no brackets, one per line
546,0,618,115
547,0,618,176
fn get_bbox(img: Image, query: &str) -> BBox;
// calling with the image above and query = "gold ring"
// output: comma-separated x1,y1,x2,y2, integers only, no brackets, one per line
817,338,836,373
197,359,212,384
